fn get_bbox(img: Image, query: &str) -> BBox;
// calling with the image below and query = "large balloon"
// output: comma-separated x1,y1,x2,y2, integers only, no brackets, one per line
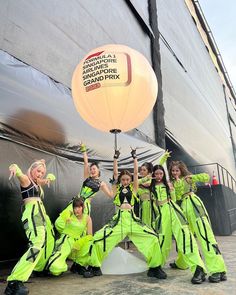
72,44,158,133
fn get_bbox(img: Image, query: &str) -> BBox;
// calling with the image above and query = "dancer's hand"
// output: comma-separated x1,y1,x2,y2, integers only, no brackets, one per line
113,149,120,159
130,147,137,159
159,150,172,165
184,175,193,184
79,142,87,153
9,166,16,180
167,181,174,191
9,164,23,180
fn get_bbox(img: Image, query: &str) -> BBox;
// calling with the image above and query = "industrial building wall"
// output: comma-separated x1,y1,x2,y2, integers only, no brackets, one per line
157,0,236,177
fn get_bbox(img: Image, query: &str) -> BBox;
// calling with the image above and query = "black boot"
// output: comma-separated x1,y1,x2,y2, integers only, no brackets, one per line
4,281,29,295
70,262,78,273
83,266,102,278
147,266,167,279
191,266,206,284
208,271,227,283
70,263,86,275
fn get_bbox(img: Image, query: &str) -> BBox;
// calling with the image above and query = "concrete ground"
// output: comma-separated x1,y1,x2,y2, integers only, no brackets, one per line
0,234,235,295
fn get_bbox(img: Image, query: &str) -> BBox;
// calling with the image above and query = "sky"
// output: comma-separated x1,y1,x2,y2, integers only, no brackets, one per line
198,0,236,92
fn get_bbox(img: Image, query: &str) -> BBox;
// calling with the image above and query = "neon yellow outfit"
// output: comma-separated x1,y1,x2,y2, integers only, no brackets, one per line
47,210,91,276
88,184,163,270
152,183,206,273
173,174,227,274
137,177,154,228
61,177,101,217
7,186,55,282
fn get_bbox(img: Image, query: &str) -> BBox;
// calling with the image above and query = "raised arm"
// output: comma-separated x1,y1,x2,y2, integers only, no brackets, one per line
79,143,89,179
9,164,30,187
131,148,138,193
113,149,120,181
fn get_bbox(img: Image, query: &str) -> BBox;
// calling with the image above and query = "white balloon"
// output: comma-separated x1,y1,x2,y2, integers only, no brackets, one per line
72,44,158,132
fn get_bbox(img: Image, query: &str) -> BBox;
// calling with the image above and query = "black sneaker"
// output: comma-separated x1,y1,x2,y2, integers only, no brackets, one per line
169,262,179,269
83,266,103,278
83,266,94,278
191,266,206,284
208,272,221,283
4,280,29,295
92,266,102,276
220,272,227,281
147,266,167,279
70,263,86,275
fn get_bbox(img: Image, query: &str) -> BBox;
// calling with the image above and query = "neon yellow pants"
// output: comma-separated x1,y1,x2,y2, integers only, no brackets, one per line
7,201,55,282
88,209,163,268
48,234,92,276
154,201,206,273
140,200,154,228
177,195,227,274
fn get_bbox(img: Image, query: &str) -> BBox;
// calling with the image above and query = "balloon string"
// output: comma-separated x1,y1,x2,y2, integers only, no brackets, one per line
114,132,118,151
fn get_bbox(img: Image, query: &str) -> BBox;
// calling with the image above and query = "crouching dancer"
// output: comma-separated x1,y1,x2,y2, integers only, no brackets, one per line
83,148,166,280
45,197,92,276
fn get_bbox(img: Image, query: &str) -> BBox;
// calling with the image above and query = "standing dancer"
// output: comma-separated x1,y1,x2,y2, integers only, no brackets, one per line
63,143,113,216
137,162,154,228
169,160,227,283
5,160,56,295
83,149,166,279
151,165,206,284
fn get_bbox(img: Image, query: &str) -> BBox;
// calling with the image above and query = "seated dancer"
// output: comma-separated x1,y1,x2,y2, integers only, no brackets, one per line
46,198,92,276
83,148,166,279
169,160,227,283
151,164,206,284
5,160,56,295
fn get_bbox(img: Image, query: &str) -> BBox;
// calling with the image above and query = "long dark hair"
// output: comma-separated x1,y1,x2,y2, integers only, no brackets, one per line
151,165,170,196
140,162,153,174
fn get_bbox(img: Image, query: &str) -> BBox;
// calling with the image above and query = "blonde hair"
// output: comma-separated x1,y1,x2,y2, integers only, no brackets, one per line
27,159,46,184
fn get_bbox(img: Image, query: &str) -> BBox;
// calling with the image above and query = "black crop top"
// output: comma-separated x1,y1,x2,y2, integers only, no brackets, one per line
21,182,42,200
117,185,133,205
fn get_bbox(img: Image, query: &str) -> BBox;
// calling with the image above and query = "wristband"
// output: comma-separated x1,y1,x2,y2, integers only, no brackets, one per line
131,149,137,159
80,144,86,153
9,164,23,177
46,173,56,181
113,150,120,159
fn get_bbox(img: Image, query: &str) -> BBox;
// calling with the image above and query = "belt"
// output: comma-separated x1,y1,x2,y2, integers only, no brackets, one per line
140,193,151,201
156,199,169,206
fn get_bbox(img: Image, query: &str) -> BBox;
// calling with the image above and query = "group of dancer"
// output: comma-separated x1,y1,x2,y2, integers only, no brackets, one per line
5,144,227,295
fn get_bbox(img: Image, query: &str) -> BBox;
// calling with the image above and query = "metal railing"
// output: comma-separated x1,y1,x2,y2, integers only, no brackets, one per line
188,162,236,193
